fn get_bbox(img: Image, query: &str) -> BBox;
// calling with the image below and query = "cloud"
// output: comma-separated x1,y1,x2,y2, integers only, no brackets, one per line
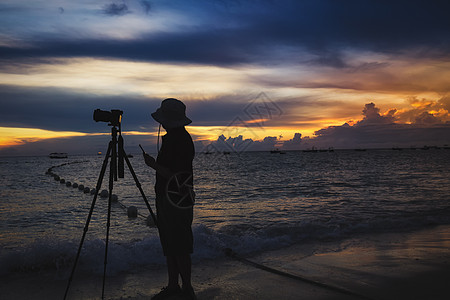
1,1,449,67
311,102,450,149
392,96,450,124
0,85,161,133
200,131,304,153
102,2,130,16
202,101,450,151
202,133,280,153
0,85,276,133
282,133,302,150
357,102,397,125
140,1,151,15
414,112,443,125
188,96,256,127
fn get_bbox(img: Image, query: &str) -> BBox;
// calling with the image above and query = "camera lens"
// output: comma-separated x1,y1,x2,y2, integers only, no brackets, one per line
93,109,112,123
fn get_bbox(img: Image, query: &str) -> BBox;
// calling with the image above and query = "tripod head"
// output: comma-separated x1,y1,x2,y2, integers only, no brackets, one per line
94,109,125,179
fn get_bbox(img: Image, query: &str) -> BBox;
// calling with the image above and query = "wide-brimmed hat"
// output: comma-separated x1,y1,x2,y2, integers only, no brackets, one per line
151,98,192,129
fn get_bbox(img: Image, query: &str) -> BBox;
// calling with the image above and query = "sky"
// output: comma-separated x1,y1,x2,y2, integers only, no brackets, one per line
0,0,449,155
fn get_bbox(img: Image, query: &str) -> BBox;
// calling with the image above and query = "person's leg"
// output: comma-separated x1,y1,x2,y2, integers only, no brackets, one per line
176,254,196,299
166,255,180,288
151,256,182,300
176,254,192,289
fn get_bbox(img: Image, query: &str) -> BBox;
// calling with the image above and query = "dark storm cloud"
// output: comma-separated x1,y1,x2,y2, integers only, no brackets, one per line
1,0,449,66
0,31,256,66
102,2,130,16
269,0,450,53
0,85,161,133
188,96,255,126
0,85,255,132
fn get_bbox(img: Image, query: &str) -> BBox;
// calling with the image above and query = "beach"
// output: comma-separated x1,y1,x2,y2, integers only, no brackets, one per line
1,151,449,299
2,224,449,300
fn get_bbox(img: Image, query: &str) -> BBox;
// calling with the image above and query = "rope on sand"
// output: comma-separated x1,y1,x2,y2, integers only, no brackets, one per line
224,248,375,300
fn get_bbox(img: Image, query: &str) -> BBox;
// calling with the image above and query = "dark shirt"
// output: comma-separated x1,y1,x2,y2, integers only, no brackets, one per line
155,127,195,196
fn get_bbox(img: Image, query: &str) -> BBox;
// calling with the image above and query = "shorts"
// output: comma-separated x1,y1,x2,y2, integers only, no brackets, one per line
156,194,193,256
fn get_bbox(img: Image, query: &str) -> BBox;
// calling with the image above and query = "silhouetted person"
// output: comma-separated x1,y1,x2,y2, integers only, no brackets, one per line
143,98,196,300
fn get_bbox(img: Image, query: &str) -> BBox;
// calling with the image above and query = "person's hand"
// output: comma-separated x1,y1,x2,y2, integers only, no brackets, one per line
143,153,156,168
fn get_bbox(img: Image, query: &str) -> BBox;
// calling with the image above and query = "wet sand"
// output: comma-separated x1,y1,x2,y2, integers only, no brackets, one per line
2,225,450,299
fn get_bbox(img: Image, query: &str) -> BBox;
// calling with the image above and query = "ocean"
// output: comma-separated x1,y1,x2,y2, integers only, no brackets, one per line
1,149,449,278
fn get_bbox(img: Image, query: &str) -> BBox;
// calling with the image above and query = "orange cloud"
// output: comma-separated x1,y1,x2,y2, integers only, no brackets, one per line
0,127,88,148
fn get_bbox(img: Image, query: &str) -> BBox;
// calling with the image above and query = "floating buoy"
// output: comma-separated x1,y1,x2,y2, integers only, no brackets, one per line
60,178,65,184
72,183,78,188
90,188,97,195
66,181,71,187
78,184,84,190
83,187,90,193
111,194,118,202
127,206,138,218
54,175,60,181
100,189,109,198
146,215,156,227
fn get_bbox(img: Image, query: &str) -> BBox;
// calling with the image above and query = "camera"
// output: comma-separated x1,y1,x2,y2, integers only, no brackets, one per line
93,109,123,126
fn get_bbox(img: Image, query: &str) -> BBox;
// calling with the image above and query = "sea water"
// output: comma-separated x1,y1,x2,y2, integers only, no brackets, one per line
0,149,449,276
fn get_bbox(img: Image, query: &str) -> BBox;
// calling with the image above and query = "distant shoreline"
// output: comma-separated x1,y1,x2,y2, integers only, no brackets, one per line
1,145,450,158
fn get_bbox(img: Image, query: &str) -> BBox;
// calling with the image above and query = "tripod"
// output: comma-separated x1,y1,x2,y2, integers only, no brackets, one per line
63,124,158,300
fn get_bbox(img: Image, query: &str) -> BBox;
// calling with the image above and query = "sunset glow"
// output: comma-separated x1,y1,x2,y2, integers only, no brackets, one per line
0,1,449,155
0,127,87,148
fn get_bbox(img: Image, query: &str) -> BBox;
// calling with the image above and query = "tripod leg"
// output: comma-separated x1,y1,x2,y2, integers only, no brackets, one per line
122,148,158,226
64,142,112,300
102,150,115,299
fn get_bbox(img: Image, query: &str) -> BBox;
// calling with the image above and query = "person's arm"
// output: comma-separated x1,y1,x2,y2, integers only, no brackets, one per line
143,153,172,179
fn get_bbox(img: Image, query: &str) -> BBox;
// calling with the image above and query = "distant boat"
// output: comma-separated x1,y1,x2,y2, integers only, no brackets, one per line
354,148,367,152
270,148,286,154
303,147,318,153
49,152,68,159
127,154,134,158
392,147,403,151
420,145,440,150
223,151,231,155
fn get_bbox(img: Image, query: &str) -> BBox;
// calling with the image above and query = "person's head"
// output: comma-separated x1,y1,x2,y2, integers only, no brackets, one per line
151,98,192,129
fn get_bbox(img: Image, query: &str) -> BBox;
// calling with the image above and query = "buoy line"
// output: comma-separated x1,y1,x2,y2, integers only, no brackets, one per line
224,248,376,300
115,200,155,226
46,160,94,194
45,161,156,227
